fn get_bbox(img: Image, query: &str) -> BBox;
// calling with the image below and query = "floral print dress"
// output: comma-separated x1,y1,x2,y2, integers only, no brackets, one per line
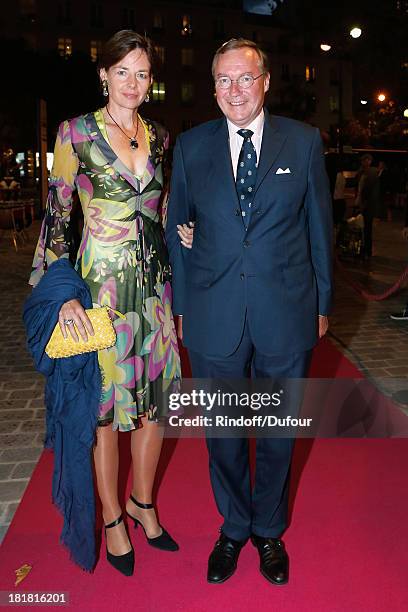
30,110,181,431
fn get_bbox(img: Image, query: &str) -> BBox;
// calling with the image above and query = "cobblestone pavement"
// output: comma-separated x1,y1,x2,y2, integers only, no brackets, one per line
0,215,407,544
329,211,408,404
0,223,45,544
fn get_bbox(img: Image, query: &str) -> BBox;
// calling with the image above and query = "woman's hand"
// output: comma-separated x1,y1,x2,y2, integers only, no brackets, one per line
58,299,94,342
177,222,195,249
177,316,183,341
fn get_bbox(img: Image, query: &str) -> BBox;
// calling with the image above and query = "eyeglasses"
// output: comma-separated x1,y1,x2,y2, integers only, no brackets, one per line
215,73,265,90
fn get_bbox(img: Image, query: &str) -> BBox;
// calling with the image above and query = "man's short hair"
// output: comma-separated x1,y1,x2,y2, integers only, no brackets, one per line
212,38,269,78
361,153,373,163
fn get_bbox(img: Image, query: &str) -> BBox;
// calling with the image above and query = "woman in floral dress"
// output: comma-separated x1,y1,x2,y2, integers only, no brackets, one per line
30,31,186,576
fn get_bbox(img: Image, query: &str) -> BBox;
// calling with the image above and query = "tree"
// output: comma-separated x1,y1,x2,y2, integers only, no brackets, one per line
342,119,370,147
369,100,408,148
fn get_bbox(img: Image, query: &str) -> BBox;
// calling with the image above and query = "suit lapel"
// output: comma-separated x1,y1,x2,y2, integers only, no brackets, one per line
207,113,288,212
209,119,239,210
207,114,288,225
255,112,287,194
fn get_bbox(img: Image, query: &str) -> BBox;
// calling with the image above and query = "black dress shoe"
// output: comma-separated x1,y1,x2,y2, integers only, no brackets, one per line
126,495,179,552
105,515,134,577
251,534,289,585
207,532,246,584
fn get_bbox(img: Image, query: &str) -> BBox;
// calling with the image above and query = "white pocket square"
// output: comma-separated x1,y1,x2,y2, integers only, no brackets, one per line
276,167,291,174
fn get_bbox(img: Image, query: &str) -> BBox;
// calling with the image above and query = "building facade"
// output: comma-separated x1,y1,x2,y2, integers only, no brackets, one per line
1,0,352,139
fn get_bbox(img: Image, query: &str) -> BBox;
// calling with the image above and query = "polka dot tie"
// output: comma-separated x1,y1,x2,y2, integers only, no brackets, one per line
236,128,257,228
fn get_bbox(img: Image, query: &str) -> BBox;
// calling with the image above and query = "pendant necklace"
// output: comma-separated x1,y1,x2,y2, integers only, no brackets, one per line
106,107,139,149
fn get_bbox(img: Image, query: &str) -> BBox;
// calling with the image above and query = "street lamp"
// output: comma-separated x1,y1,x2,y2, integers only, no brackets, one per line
320,43,332,52
350,27,362,39
404,108,408,118
320,28,363,152
377,93,386,102
360,99,368,105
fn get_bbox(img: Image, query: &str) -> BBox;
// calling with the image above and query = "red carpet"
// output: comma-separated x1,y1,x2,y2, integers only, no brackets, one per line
0,339,407,611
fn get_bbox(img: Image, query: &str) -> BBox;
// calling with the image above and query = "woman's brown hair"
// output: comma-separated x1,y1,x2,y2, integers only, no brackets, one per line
98,30,157,74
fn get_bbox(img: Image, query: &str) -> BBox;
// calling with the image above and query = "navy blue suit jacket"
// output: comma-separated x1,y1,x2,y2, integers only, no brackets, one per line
166,111,333,357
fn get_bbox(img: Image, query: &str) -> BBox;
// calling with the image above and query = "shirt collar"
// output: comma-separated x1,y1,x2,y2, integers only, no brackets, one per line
227,109,265,140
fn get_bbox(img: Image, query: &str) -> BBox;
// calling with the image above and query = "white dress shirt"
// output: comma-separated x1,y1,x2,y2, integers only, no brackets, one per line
227,110,265,179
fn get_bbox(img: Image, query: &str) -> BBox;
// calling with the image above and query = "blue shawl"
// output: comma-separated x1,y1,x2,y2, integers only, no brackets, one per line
23,259,101,571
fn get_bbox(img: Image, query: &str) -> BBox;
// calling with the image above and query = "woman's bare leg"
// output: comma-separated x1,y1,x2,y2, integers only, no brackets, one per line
126,418,164,537
93,425,132,555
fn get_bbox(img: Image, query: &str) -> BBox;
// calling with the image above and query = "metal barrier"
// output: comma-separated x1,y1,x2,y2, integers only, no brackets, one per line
0,198,35,251
335,254,408,301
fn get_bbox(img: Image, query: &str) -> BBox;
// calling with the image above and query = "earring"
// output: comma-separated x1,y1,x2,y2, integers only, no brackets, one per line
102,79,109,97
145,92,150,103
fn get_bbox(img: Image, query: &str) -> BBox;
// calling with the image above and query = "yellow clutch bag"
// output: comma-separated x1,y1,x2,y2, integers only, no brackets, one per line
45,307,117,359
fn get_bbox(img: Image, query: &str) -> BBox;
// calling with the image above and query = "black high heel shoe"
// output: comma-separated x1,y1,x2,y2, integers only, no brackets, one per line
126,494,179,552
105,514,135,576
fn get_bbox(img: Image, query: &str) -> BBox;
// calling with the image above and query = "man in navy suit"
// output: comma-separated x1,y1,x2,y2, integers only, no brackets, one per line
166,38,333,585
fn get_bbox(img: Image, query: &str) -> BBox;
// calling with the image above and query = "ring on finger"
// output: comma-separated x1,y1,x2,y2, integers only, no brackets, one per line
63,318,75,326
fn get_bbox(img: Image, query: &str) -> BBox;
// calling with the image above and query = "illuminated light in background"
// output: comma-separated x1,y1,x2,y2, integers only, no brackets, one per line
350,27,362,38
35,152,54,172
320,43,332,52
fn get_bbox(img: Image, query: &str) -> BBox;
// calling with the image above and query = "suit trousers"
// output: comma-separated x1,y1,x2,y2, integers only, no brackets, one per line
188,316,312,541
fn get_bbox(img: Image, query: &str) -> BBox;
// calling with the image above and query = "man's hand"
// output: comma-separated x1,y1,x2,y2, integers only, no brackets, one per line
318,315,329,338
402,227,408,240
